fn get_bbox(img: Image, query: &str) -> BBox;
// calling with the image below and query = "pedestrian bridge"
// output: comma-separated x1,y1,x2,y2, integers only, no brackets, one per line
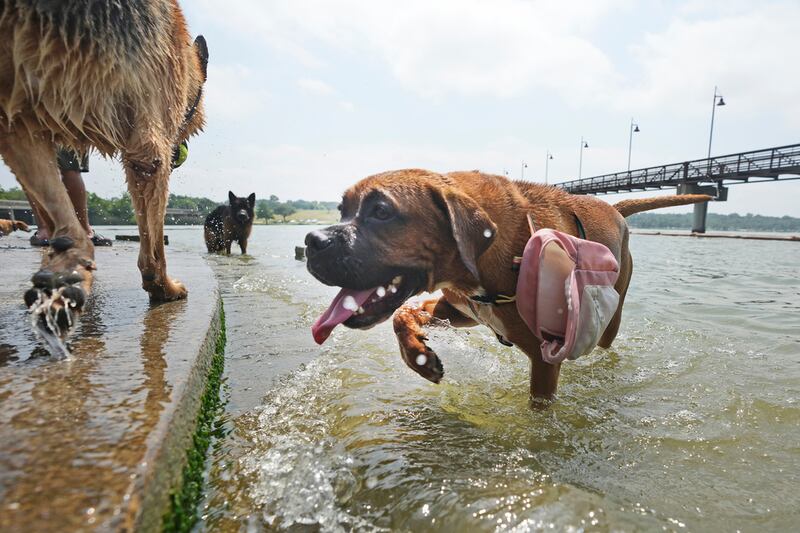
555,143,800,232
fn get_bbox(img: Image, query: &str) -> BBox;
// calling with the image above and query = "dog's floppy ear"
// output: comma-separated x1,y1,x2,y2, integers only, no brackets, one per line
194,35,209,81
434,187,497,280
247,193,256,208
228,191,236,204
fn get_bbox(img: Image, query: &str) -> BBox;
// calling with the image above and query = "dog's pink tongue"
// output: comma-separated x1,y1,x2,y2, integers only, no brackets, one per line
312,287,377,344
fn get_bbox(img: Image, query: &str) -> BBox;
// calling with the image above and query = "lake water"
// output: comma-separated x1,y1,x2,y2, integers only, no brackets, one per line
160,225,798,531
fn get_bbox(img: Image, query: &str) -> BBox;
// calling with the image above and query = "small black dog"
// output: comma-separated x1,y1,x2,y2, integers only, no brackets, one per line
204,191,255,254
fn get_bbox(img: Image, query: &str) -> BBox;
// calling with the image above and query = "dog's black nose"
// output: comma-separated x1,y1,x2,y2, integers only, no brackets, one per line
305,230,332,252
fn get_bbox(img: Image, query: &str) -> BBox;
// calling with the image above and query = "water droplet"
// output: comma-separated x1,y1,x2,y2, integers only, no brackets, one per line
342,295,358,311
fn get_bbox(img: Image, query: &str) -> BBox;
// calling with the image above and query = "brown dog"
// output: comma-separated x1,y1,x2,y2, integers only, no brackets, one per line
0,219,30,236
204,191,255,254
305,169,710,401
0,1,208,339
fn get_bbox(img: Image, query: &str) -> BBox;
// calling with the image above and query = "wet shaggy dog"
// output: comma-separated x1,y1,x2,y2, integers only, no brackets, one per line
305,169,710,401
0,219,30,236
204,191,255,255
0,1,208,342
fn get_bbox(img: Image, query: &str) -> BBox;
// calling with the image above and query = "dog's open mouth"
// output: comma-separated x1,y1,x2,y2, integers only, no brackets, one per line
312,272,423,344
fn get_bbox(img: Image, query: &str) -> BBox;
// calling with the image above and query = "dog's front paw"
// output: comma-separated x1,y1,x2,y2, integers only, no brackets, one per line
397,331,444,384
143,275,188,302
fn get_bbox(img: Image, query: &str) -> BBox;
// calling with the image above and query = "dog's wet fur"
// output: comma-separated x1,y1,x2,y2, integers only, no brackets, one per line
0,0,208,344
204,191,255,255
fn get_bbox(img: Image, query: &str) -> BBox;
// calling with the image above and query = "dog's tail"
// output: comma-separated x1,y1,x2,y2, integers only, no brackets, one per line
613,194,712,218
14,220,31,232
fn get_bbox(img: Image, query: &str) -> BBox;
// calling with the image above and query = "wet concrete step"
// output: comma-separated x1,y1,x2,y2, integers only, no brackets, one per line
0,240,222,531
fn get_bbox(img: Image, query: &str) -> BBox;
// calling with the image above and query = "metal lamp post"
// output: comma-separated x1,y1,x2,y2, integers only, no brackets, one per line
627,118,640,171
521,160,527,179
707,86,726,159
578,137,589,179
545,150,553,184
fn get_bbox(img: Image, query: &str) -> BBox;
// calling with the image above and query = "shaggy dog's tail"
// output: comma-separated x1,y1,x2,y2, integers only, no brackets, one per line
614,194,711,217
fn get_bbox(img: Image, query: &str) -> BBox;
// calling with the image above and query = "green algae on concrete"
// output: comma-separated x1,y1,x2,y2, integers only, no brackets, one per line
163,304,226,532
0,238,222,532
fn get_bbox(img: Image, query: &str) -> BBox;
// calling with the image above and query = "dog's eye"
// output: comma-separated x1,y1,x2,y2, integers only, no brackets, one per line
370,202,394,221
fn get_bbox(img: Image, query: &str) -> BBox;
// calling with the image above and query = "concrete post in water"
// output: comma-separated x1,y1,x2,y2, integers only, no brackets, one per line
692,200,709,233
677,183,727,234
295,246,306,261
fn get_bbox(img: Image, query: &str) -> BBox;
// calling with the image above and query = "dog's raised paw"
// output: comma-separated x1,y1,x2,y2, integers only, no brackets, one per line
413,346,445,384
399,340,444,384
24,268,89,357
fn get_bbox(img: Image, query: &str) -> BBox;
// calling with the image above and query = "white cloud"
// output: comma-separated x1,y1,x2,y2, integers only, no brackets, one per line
195,0,621,100
196,0,800,122
297,78,335,95
338,101,355,112
619,3,800,123
204,64,266,121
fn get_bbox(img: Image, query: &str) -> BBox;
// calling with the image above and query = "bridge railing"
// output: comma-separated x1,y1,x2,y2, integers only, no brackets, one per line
558,143,800,194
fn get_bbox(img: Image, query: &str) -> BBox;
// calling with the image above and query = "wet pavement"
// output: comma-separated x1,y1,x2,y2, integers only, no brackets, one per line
0,236,220,531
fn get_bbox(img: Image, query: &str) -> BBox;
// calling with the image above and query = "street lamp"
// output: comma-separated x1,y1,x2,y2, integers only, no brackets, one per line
707,86,726,159
544,150,553,185
578,136,589,179
521,160,528,180
627,118,640,171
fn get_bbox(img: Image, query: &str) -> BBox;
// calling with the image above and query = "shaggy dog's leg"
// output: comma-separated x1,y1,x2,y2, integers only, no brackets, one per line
0,131,93,336
125,153,186,302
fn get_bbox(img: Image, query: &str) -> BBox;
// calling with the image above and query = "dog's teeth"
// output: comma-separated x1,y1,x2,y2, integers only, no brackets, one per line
415,354,428,366
357,306,364,314
376,286,386,298
392,276,402,285
389,285,398,294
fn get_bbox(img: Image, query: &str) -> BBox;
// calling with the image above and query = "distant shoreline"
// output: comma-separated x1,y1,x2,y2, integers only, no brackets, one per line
632,230,799,242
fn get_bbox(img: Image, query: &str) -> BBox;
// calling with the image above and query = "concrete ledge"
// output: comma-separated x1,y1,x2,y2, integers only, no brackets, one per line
0,239,223,531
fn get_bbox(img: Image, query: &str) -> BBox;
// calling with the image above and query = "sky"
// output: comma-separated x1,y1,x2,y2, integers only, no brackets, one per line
2,0,799,216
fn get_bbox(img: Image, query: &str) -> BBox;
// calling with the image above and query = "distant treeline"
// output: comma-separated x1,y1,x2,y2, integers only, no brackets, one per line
628,212,800,232
7,184,795,231
0,186,337,225
255,195,338,222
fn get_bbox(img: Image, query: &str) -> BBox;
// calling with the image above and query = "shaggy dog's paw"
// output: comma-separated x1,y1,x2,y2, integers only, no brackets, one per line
143,275,188,302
